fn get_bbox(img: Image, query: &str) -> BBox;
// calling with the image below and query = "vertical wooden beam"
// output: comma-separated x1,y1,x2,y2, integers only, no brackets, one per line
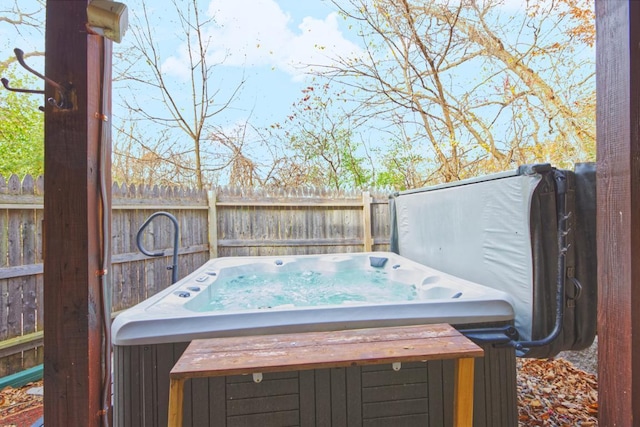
362,191,373,252
208,190,218,258
596,1,640,425
43,1,110,426
453,358,475,427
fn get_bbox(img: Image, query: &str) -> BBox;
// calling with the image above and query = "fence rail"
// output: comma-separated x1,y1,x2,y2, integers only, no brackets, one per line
0,175,392,377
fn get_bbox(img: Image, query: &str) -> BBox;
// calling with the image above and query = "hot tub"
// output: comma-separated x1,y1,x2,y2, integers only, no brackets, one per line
113,252,518,426
112,252,515,346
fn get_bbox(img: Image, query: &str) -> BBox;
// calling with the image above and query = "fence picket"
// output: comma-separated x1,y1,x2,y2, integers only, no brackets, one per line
20,176,38,368
6,177,23,373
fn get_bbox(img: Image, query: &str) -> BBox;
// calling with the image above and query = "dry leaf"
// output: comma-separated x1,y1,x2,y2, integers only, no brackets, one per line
517,358,598,426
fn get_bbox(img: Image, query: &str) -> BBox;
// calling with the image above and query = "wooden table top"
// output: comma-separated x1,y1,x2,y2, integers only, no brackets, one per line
170,323,484,380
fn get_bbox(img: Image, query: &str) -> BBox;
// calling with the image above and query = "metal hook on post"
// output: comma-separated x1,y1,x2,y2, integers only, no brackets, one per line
1,48,73,110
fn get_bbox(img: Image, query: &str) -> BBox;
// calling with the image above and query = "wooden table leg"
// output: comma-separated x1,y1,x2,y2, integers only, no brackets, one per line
453,357,475,427
168,377,185,427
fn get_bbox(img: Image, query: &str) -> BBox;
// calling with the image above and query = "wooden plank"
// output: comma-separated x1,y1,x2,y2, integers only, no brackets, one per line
114,203,208,210
0,276,7,343
215,201,365,207
596,1,640,425
454,358,475,427
0,203,44,210
35,273,44,365
362,365,427,387
362,382,428,404
209,377,225,424
126,262,137,309
218,238,367,247
226,410,300,427
0,201,208,211
330,368,347,425
427,359,445,424
226,378,299,399
0,194,43,206
226,394,299,416
346,366,363,424
111,263,124,313
140,343,157,426
299,370,316,425
0,264,43,280
0,207,7,272
110,245,208,264
168,379,185,427
315,369,332,427
371,201,391,252
171,324,482,379
0,331,43,358
362,191,373,251
442,359,456,426
20,179,38,368
208,190,218,259
43,2,109,424
0,181,7,373
363,413,428,427
6,180,23,373
362,398,427,418
473,349,488,427
112,347,124,427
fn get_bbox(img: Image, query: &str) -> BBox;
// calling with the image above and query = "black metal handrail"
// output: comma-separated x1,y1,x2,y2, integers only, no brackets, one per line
136,211,180,284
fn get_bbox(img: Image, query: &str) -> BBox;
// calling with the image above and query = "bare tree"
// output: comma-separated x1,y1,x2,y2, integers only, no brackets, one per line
267,83,375,190
113,0,245,189
0,1,45,71
320,0,595,184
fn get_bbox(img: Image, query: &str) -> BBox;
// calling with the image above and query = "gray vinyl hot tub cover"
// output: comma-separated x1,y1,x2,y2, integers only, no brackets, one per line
391,170,541,340
389,163,597,357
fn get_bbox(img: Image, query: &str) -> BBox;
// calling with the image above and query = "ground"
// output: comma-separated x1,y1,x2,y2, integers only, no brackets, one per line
0,385,42,427
517,358,597,425
558,336,598,376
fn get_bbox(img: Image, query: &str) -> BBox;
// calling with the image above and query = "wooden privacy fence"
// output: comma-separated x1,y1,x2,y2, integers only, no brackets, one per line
0,174,392,377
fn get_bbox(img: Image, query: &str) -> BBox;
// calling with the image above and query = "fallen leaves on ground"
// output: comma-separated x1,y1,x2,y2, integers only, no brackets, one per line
517,358,598,426
0,381,43,427
0,358,598,426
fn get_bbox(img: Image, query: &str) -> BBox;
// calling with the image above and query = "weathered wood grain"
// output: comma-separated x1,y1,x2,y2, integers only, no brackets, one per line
596,1,640,425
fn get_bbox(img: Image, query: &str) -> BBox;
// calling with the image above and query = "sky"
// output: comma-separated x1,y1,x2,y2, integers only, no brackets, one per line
116,0,365,131
2,0,593,185
1,0,363,128
2,0,546,131
1,0,370,184
2,0,572,133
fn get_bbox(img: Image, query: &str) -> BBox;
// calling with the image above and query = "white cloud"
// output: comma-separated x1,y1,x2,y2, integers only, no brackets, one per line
161,0,362,80
161,55,189,77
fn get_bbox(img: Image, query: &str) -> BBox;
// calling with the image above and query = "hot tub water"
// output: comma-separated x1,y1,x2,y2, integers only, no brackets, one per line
186,268,419,311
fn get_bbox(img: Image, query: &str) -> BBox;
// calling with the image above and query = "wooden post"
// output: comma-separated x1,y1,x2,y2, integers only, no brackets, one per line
362,191,373,251
453,358,475,427
208,190,218,258
596,1,640,425
43,2,111,426
168,378,186,427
